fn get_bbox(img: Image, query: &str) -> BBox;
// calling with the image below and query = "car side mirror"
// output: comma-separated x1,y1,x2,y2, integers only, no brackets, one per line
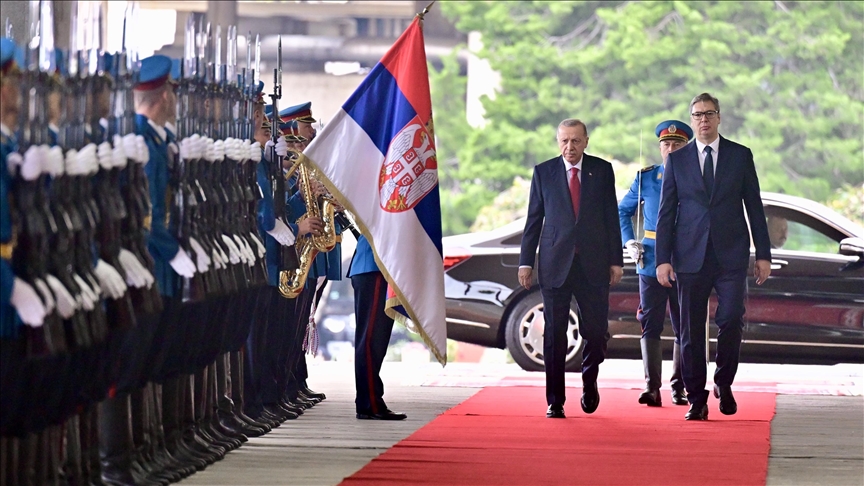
839,237,864,259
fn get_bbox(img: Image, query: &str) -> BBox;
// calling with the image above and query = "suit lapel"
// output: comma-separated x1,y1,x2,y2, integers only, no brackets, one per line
681,143,710,204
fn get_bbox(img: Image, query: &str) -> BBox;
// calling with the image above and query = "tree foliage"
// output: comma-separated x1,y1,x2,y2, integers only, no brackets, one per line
431,1,863,235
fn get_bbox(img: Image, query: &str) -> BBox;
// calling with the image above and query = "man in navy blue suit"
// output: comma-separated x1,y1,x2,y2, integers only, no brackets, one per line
519,119,623,418
655,93,772,421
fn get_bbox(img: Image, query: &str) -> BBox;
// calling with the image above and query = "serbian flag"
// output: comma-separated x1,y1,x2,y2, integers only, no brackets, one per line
299,15,446,364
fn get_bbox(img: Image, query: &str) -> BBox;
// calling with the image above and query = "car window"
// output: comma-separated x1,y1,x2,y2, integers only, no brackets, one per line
764,205,844,253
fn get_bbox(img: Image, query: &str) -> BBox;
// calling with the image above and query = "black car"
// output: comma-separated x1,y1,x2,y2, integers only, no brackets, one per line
443,193,864,371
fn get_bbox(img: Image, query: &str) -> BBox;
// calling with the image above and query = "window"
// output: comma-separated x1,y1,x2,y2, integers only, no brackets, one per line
763,205,843,254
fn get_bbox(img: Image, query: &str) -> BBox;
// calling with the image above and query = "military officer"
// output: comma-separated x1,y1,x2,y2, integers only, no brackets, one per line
618,120,693,407
348,236,406,420
280,103,330,405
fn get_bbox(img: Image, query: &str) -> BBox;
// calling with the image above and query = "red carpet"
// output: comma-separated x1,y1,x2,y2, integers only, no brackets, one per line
340,387,776,485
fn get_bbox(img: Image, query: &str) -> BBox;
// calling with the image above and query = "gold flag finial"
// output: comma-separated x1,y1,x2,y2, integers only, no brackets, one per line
417,1,436,20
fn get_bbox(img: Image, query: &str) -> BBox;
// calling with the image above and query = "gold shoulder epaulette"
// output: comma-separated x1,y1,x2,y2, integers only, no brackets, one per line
640,165,658,173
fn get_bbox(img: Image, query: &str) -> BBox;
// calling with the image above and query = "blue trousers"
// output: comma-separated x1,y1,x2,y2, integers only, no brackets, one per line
638,274,680,341
676,244,747,406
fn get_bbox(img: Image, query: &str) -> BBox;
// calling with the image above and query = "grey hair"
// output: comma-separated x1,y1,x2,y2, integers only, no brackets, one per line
557,118,588,137
689,93,720,113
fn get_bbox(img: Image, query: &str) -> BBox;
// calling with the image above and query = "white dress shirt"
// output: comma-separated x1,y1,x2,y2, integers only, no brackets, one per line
563,155,583,183
147,119,167,143
694,137,720,176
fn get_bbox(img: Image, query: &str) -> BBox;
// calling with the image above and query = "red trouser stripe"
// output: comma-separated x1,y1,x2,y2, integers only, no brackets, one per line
366,274,382,414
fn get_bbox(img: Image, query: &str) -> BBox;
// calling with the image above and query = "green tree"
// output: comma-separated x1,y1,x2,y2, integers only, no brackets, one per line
434,1,863,233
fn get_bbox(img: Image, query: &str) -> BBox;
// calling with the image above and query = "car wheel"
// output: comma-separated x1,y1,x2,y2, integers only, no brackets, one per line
504,291,583,372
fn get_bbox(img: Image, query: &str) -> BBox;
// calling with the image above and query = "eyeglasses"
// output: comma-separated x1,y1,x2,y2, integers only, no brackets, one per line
691,110,719,120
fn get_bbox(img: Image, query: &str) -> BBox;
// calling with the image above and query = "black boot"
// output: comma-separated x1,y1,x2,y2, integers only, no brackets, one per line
64,414,85,485
99,394,137,486
638,338,663,407
231,350,270,435
670,342,688,405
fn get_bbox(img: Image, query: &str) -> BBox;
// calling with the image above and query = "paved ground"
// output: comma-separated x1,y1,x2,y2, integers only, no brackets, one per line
181,360,864,486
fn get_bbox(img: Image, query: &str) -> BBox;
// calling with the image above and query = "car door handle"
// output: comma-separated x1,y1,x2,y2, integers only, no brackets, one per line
770,259,788,270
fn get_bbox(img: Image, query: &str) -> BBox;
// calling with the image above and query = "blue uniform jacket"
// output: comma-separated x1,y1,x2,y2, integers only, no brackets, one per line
136,114,180,297
256,153,301,287
347,235,379,278
618,164,664,277
1,135,18,337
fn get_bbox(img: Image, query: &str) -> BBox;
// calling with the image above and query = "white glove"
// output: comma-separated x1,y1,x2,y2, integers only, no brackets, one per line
211,248,226,270
73,274,98,311
42,145,66,177
169,248,196,278
265,138,288,158
117,248,155,289
45,274,78,319
214,139,225,161
6,151,22,176
233,235,254,266
221,235,242,264
188,237,212,273
205,138,216,162
248,233,266,258
122,134,139,163
624,239,643,263
97,142,113,171
266,219,296,246
215,243,229,268
21,145,43,181
10,278,46,327
112,135,128,169
249,141,262,163
32,278,55,316
94,259,128,300
64,148,79,177
135,135,149,164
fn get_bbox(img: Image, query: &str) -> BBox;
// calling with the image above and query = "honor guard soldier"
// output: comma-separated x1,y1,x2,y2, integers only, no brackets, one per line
280,103,329,405
618,119,693,407
1,38,46,338
281,101,317,143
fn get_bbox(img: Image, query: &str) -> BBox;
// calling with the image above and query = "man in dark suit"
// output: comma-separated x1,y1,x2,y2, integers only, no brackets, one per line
519,119,623,419
655,93,772,421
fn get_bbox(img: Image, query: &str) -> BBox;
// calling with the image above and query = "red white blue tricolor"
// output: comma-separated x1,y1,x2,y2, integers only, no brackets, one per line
302,16,446,364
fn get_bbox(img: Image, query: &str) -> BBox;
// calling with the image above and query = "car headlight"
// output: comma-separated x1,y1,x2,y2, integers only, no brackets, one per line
322,316,347,334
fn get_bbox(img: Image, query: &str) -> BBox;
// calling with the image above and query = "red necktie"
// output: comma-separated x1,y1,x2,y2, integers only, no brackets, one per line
569,167,581,220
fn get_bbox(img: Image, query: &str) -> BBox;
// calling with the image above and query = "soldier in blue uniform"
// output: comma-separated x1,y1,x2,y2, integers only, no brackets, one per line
348,236,406,420
280,103,330,406
1,38,46,337
618,120,692,407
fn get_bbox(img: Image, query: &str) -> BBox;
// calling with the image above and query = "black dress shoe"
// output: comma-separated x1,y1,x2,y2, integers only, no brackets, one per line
581,382,600,414
546,404,565,419
671,388,688,406
301,386,326,401
356,409,407,420
684,402,708,421
638,387,662,407
714,385,737,415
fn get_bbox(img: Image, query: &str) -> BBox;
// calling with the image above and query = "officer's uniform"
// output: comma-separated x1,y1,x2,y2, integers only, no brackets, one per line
348,236,403,419
618,120,692,404
250,105,306,419
278,103,330,404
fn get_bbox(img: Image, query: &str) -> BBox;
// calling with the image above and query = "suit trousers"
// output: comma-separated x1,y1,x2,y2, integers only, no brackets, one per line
351,272,394,414
676,241,747,406
638,274,681,341
541,254,610,406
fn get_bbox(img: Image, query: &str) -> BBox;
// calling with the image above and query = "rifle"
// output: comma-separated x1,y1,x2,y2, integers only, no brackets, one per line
269,35,300,274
